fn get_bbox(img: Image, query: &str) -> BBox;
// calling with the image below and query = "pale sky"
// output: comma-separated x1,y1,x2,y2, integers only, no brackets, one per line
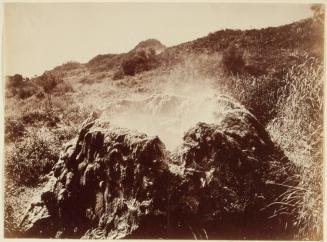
4,2,313,77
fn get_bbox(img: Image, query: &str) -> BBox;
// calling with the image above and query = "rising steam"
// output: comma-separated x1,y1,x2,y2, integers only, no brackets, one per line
100,72,241,151
99,55,242,151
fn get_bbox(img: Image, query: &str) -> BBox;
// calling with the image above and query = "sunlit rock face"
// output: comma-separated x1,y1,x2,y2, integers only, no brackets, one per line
19,95,296,239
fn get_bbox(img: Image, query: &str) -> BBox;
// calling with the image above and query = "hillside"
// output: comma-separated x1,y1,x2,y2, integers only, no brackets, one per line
28,16,322,125
4,14,324,240
43,17,323,81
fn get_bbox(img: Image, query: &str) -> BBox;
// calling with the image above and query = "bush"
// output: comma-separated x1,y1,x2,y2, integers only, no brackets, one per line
122,50,159,76
54,81,74,94
37,72,59,95
7,74,23,88
6,74,40,99
222,44,245,74
5,118,25,142
16,85,38,99
36,90,46,99
61,102,92,127
52,126,77,143
5,130,61,186
112,69,124,80
21,111,60,127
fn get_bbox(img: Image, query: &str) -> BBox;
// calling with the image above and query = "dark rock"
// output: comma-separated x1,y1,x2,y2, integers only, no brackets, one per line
167,112,293,239
19,116,169,239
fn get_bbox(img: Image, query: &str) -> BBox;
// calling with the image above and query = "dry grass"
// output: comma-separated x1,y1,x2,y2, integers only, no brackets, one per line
267,56,323,240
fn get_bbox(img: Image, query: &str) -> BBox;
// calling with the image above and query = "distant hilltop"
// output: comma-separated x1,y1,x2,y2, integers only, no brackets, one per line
131,39,166,54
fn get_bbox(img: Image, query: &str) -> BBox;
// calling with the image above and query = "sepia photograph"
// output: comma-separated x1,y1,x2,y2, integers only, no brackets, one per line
2,1,324,240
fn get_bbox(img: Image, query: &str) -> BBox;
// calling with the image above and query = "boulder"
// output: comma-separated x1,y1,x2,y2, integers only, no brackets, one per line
167,111,294,239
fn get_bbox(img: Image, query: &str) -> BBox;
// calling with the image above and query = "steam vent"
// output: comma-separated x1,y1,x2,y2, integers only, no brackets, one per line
18,95,297,239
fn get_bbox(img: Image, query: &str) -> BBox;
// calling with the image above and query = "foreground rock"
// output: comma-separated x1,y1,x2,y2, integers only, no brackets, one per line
18,95,296,239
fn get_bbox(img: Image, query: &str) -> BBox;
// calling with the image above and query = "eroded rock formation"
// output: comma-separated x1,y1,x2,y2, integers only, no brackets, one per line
18,95,296,239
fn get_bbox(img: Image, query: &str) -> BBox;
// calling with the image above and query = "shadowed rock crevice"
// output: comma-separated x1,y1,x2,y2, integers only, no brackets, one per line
18,95,297,239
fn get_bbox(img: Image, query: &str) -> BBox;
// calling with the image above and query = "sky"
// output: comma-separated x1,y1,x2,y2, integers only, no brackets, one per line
4,2,314,77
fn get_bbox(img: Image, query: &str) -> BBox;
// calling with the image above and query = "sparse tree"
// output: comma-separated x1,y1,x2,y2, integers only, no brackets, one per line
9,74,23,88
38,72,59,110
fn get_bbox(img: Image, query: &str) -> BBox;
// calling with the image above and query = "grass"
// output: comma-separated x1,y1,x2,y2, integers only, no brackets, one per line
266,56,323,240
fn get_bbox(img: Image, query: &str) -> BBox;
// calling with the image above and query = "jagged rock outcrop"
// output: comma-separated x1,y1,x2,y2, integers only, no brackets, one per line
167,107,294,239
20,114,169,239
18,95,296,239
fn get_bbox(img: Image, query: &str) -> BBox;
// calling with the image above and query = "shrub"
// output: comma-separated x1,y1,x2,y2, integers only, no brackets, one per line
7,74,23,88
122,58,137,76
36,90,46,99
112,69,124,80
5,118,25,142
52,126,77,143
122,50,159,76
21,111,60,127
6,74,40,99
54,81,74,94
222,44,245,74
36,72,62,110
16,85,37,99
5,130,61,186
61,102,92,127
37,72,58,95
